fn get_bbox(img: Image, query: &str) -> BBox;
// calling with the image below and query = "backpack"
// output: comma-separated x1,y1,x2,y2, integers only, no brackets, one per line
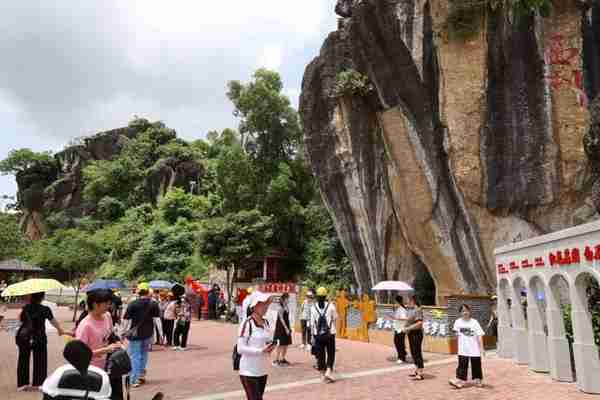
106,349,132,377
315,303,331,338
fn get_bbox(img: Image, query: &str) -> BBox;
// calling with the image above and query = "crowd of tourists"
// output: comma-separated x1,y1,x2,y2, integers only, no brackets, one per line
8,278,491,400
12,281,198,399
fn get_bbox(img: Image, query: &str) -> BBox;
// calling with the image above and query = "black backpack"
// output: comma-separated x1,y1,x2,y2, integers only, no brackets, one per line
315,304,331,338
106,349,132,377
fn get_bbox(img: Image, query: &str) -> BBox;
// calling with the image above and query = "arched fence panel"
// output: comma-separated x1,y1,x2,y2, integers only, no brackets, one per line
495,220,600,393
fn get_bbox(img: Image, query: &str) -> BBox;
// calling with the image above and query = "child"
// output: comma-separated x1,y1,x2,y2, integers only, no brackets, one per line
449,304,485,389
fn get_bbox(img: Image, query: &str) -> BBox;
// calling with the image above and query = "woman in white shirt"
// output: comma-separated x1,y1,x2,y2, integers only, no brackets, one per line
449,304,485,389
387,295,407,363
238,292,275,400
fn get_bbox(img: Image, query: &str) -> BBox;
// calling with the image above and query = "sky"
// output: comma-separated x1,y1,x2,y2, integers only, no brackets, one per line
0,0,338,210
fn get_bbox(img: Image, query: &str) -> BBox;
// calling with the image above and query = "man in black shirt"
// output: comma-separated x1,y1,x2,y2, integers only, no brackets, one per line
123,285,160,387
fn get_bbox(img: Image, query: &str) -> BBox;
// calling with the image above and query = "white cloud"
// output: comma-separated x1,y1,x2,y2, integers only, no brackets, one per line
0,0,338,197
257,44,284,71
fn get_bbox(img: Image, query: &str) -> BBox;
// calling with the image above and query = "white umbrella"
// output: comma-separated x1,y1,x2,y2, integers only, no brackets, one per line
372,281,414,292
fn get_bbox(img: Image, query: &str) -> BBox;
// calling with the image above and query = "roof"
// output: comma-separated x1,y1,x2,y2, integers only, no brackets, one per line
0,259,43,273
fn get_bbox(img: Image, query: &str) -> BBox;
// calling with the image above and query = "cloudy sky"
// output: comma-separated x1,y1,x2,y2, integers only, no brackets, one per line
0,0,337,210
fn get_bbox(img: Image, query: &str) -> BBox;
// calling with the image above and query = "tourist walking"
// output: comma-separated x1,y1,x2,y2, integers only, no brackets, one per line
299,290,314,351
162,293,176,346
449,304,486,389
238,291,275,400
158,292,169,345
16,292,66,391
173,295,192,351
273,293,292,366
311,287,337,383
75,289,124,400
487,296,498,338
404,296,424,381
387,295,407,363
208,284,220,320
123,283,160,388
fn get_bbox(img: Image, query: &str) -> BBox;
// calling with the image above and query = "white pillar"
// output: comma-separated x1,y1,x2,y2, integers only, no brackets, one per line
497,282,514,359
511,280,529,364
546,278,574,382
526,280,549,372
571,275,600,394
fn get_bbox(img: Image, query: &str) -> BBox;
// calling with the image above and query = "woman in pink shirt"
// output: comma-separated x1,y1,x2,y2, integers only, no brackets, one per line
76,289,123,399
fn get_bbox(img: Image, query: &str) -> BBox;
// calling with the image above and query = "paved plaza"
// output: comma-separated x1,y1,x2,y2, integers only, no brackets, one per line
0,307,593,400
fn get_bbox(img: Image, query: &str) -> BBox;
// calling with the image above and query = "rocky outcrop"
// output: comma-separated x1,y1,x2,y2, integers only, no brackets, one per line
301,0,597,301
17,125,203,239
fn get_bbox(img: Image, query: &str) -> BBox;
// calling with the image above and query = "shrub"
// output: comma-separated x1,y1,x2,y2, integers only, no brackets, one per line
332,70,374,98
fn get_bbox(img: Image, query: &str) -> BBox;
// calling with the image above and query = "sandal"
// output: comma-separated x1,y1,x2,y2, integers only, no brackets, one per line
412,374,424,381
449,379,463,389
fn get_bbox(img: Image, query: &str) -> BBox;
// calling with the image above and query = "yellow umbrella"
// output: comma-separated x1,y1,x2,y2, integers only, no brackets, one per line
1,278,65,297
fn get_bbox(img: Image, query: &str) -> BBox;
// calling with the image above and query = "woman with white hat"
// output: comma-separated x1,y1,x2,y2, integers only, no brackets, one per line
238,291,275,400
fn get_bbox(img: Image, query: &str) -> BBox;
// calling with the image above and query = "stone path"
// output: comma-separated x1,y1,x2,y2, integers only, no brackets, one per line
0,306,594,400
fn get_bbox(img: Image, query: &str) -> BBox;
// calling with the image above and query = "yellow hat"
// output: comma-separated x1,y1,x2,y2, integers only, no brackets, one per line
247,287,254,294
316,287,328,296
137,282,149,291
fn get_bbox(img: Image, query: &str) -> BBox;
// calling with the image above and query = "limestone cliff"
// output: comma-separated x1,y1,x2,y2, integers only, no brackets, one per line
300,0,599,301
17,126,203,239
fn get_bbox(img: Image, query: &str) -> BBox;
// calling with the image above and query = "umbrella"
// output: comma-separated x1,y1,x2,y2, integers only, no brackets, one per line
83,279,125,292
371,281,414,293
1,278,65,297
148,280,174,290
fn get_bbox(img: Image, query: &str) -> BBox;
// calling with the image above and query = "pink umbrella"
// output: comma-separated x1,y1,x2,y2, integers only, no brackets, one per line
372,281,414,293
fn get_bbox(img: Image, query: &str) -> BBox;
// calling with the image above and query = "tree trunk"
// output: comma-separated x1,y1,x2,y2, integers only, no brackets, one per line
72,280,80,323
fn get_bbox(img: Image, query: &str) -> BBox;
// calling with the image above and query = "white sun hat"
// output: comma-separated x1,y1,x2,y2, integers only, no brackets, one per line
249,291,272,308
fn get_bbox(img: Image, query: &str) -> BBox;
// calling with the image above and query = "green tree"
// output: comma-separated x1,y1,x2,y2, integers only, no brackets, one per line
158,188,209,225
28,228,106,320
0,213,29,260
198,209,274,304
227,68,301,175
0,149,54,175
130,221,197,280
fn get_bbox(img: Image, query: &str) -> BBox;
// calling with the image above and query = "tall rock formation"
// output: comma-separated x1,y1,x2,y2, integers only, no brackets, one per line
17,125,203,239
301,0,599,301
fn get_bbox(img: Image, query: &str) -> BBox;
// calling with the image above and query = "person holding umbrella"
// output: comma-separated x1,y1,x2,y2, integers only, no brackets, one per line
17,291,67,391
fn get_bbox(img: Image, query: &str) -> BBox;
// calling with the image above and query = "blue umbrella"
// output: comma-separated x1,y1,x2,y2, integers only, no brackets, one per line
148,280,175,290
84,279,125,292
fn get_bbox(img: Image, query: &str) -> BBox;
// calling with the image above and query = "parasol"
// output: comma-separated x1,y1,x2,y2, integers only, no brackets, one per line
2,278,65,297
148,280,175,290
371,281,414,293
83,279,125,292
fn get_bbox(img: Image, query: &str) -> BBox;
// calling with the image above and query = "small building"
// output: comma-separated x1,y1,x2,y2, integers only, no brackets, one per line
0,259,43,283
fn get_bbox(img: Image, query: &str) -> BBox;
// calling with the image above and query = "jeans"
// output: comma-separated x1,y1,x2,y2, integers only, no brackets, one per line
300,320,311,346
128,337,152,384
240,375,267,400
394,331,407,361
17,341,48,387
174,320,191,348
314,334,335,372
163,319,174,346
408,330,424,369
456,355,483,381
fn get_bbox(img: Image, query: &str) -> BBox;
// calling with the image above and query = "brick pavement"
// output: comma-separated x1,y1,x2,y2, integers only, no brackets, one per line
0,306,594,400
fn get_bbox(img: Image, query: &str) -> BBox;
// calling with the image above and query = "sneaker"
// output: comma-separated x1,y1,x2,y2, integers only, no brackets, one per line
172,346,179,350
272,360,280,367
179,347,187,351
325,368,335,382
397,359,406,364
17,386,29,392
299,344,305,350
474,379,484,388
131,383,142,388
279,359,290,366
449,378,464,389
